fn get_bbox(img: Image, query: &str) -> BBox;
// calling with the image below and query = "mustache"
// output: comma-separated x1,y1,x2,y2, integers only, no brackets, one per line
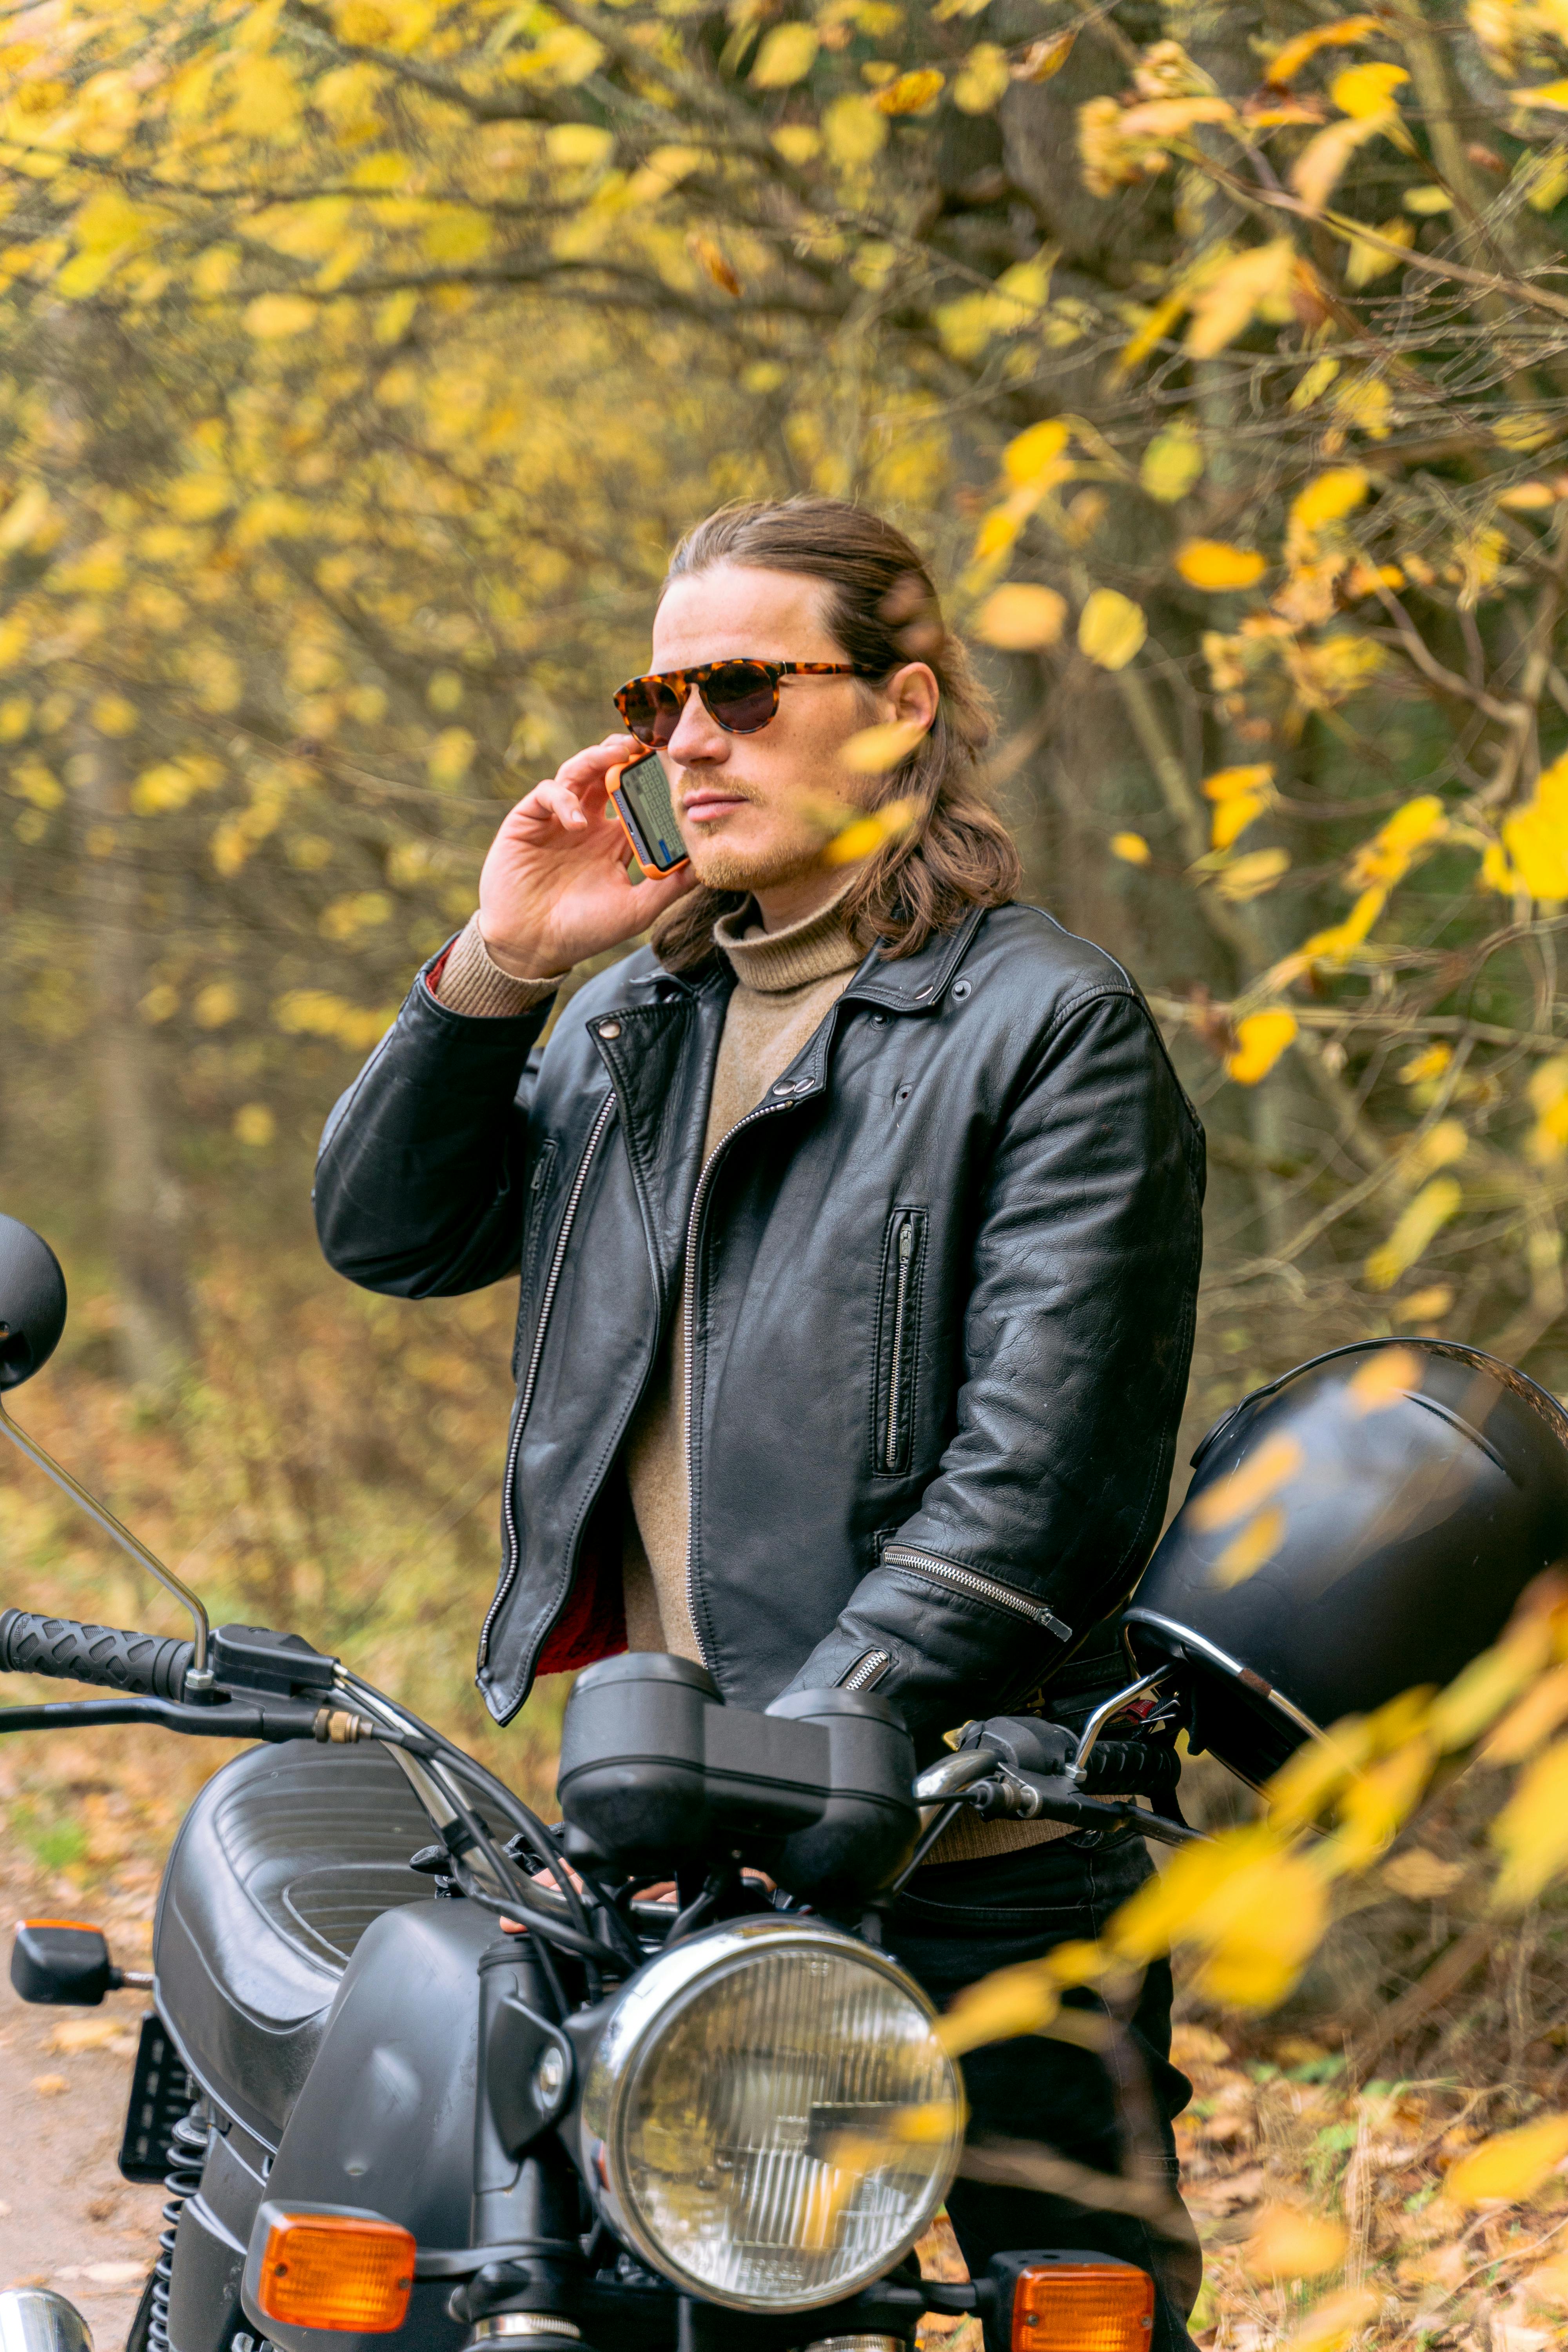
676,775,764,809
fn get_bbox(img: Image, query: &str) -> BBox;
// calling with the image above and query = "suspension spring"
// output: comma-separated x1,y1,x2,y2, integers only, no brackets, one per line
147,2105,210,2352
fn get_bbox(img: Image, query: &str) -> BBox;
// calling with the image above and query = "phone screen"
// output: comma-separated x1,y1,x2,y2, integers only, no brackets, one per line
615,753,686,873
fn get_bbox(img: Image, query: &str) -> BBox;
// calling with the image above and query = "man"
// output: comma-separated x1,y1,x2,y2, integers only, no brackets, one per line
314,495,1206,2347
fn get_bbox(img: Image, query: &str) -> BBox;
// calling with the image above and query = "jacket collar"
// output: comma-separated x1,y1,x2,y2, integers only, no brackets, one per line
702,903,993,1114
587,902,991,1149
842,901,989,1014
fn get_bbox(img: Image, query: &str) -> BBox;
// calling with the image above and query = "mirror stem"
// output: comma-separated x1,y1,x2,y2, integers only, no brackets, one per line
0,1397,212,1684
1069,1667,1169,1784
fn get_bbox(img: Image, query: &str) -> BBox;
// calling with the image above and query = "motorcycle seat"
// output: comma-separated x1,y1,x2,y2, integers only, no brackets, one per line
153,1740,463,2147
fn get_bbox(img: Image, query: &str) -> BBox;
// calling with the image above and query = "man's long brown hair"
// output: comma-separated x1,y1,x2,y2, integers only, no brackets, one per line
649,497,1022,972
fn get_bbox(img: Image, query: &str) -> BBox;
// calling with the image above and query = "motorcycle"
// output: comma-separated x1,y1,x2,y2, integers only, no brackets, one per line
3,1210,1567,2352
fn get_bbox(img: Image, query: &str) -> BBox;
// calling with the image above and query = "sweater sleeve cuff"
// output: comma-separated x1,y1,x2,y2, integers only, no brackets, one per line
430,916,566,1018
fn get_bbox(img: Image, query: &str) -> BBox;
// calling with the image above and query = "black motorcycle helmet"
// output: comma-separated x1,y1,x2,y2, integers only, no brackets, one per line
1122,1338,1568,1786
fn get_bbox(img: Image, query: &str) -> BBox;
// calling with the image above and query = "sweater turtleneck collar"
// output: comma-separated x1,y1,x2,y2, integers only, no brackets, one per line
712,878,867,995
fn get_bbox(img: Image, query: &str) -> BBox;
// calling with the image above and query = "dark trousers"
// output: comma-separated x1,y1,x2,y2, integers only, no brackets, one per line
888,1833,1200,2352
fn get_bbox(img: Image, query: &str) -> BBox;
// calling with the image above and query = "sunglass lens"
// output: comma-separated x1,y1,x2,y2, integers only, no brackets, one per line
620,677,682,746
702,661,779,734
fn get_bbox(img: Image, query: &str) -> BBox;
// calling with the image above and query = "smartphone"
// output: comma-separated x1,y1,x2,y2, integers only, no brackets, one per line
606,752,688,877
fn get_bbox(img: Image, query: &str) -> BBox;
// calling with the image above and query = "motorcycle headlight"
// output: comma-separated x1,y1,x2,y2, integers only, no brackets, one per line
581,1916,963,2313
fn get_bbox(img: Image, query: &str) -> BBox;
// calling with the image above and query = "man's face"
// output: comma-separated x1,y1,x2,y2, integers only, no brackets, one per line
647,565,878,893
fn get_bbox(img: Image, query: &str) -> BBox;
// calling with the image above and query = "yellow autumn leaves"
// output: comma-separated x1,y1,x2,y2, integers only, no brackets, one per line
1176,541,1267,591
1290,63,1414,215
936,1587,1568,2048
969,425,1391,800
1492,748,1568,898
1226,1009,1299,1085
965,421,1165,670
973,584,1066,649
1141,420,1205,503
749,22,820,86
1443,2112,1568,2204
964,412,1474,1120
1133,1584,1568,2005
1214,2111,1568,2342
1078,590,1147,670
1206,764,1277,850
1077,26,1415,277
1365,1175,1463,1292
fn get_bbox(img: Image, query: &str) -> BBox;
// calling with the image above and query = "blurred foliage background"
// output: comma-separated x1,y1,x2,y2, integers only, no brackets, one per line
5,0,1568,2059
13,0,1568,2330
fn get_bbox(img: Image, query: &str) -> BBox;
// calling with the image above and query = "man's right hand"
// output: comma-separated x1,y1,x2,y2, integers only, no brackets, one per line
476,735,695,978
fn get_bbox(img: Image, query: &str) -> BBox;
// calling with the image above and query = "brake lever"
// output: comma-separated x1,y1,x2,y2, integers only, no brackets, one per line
974,1766,1206,1848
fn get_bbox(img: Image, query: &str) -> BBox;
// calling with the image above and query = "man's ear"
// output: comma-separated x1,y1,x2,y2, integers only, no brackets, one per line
882,661,939,735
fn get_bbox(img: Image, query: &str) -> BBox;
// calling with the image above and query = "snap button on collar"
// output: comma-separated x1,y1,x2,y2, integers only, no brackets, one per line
598,1020,622,1040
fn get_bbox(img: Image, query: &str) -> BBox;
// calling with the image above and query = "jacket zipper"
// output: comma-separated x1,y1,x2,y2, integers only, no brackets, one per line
885,1216,916,1471
479,1091,617,1671
840,1648,892,1691
681,1091,802,1666
882,1544,1073,1642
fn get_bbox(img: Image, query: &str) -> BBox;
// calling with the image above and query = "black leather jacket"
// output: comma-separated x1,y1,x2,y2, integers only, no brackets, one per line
314,903,1205,1736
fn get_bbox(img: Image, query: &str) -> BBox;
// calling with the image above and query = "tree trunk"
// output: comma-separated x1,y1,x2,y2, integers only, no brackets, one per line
75,736,193,1391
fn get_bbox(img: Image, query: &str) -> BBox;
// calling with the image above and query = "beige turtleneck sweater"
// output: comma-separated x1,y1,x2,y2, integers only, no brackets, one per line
433,901,1072,1866
431,889,866,1667
620,887,867,1658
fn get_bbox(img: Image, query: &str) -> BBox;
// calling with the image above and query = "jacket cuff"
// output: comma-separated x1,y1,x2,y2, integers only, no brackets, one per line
429,916,566,1017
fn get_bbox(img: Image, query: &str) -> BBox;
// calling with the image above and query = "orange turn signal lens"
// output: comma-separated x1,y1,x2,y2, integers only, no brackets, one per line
256,2212,416,2334
1011,2260,1155,2352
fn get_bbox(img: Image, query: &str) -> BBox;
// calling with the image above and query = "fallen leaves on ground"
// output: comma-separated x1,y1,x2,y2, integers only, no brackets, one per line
1162,2012,1568,2352
46,2015,127,2055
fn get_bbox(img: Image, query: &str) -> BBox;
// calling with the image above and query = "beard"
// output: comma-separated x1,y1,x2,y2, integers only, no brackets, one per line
683,821,827,895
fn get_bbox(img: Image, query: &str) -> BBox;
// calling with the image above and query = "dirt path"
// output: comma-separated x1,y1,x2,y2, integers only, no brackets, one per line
0,1843,166,2352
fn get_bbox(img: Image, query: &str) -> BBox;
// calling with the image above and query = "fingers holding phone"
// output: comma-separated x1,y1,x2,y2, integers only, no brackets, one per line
514,737,621,840
477,735,694,978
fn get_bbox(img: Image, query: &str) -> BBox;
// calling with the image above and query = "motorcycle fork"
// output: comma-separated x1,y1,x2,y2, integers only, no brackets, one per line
463,1938,592,2341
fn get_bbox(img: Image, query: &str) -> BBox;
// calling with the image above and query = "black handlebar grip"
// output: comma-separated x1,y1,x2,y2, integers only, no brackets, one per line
1080,1737,1183,1797
0,1610,193,1699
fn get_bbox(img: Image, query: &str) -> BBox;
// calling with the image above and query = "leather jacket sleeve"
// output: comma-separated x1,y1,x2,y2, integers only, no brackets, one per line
312,959,555,1297
777,987,1203,1735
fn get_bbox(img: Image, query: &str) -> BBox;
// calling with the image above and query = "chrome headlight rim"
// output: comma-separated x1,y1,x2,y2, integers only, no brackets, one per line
581,1915,962,2314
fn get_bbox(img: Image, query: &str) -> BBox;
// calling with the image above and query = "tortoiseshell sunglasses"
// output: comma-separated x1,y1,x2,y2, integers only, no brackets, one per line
613,658,881,748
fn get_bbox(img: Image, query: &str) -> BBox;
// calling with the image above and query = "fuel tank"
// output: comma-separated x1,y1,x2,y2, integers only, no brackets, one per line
1123,1338,1568,1784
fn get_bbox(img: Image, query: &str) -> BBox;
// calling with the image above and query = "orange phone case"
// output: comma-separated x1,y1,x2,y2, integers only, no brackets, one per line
606,758,689,876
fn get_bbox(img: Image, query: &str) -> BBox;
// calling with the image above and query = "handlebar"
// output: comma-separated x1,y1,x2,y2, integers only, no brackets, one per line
0,1609,193,1700
907,1709,1201,1875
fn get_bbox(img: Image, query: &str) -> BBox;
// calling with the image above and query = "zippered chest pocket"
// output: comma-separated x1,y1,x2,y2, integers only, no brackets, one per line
512,1138,559,1378
873,1206,928,1475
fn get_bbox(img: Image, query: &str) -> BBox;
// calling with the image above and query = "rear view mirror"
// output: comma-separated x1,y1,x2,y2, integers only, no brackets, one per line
0,1215,212,1678
0,1217,67,1391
